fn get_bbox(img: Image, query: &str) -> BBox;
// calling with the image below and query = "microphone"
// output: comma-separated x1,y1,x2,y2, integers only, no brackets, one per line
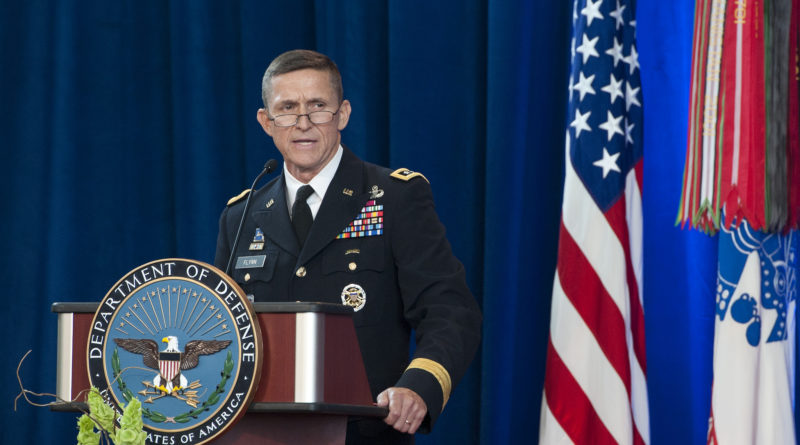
225,159,279,275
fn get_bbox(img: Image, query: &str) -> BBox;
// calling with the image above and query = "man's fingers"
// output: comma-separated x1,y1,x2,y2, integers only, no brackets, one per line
376,389,389,407
379,387,427,434
389,394,415,431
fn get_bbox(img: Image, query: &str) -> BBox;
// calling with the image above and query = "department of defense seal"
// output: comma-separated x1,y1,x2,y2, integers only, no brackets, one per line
87,258,263,445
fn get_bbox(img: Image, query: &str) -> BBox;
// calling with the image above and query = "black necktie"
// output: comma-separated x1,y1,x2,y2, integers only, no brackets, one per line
292,185,314,247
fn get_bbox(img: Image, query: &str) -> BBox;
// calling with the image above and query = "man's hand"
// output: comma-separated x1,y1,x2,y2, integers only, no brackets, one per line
376,387,427,434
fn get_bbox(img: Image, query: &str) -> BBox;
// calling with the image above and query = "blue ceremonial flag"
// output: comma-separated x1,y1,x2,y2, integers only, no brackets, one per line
708,223,798,444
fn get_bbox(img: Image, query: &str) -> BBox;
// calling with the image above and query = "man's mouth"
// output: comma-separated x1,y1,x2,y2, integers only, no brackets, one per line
293,138,316,146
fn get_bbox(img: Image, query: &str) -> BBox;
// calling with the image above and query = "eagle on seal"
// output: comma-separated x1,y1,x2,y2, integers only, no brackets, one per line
113,336,231,394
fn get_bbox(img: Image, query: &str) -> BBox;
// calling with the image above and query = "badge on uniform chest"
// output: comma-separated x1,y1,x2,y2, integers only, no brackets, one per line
235,255,266,269
249,227,265,251
341,283,367,312
337,199,384,239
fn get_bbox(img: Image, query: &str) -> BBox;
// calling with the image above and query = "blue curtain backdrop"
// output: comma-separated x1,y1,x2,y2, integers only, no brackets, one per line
1,1,779,443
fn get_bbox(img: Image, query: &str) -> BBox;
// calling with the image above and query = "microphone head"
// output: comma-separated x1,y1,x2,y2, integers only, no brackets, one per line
264,159,278,173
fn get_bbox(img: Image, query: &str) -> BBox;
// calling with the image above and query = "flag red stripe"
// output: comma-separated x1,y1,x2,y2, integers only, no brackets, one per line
604,186,648,375
557,221,632,394
545,337,618,445
635,159,644,196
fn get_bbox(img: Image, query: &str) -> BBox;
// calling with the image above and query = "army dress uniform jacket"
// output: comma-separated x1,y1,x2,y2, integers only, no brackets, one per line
214,147,482,436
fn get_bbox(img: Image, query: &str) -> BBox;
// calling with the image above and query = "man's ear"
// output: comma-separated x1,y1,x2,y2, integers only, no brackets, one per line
336,100,351,131
257,108,273,136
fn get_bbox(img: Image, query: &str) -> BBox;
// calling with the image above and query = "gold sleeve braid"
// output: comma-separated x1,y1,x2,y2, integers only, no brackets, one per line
406,358,452,408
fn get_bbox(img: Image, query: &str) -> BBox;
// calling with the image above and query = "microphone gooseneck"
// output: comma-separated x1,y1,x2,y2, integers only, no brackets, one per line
224,159,278,275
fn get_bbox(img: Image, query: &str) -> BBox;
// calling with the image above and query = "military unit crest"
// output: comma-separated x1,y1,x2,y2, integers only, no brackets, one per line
87,259,262,445
250,227,265,251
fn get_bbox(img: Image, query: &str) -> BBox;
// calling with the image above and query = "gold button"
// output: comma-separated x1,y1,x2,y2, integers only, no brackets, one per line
348,262,357,271
244,273,251,282
296,266,307,277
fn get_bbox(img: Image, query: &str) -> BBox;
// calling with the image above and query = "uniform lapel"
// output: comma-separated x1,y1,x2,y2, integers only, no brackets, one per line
252,174,300,257
298,148,371,266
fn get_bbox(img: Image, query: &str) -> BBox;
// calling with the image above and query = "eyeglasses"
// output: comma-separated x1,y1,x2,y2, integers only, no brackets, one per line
268,106,341,127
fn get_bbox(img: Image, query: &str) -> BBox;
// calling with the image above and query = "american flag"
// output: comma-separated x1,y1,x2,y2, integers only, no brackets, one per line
539,0,649,444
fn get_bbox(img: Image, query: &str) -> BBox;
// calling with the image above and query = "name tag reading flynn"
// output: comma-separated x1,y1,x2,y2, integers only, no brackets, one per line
236,255,267,269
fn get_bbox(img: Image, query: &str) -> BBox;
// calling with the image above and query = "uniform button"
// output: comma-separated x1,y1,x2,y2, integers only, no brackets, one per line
244,273,251,282
296,266,307,277
348,262,357,271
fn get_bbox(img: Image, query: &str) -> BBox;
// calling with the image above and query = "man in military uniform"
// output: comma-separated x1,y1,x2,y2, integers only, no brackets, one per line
214,49,481,444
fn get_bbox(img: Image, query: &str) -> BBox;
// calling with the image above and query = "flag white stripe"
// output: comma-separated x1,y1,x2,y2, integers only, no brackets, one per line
625,166,649,442
626,168,644,307
551,274,632,444
562,152,630,323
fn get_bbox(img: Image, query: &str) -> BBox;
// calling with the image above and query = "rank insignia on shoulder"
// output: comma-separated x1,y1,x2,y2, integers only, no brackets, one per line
390,168,429,183
336,200,384,239
227,189,251,206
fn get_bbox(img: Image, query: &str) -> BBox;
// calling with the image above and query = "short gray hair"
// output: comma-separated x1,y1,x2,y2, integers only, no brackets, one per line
261,49,343,108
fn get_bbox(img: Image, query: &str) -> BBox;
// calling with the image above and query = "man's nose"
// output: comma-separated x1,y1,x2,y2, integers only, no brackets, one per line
295,113,312,129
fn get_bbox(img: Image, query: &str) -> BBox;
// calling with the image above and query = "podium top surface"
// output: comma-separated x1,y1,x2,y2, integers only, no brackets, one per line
51,301,356,315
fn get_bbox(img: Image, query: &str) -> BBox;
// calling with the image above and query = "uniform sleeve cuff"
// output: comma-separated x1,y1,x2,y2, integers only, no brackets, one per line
395,358,452,430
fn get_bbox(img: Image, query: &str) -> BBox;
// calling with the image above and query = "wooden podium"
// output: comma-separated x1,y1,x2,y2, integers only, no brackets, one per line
52,302,387,444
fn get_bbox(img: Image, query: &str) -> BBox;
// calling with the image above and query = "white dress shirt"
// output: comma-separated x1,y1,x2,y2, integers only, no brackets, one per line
283,145,343,220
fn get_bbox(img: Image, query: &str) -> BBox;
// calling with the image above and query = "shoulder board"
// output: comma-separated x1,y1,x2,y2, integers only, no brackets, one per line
227,189,251,206
390,168,429,183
